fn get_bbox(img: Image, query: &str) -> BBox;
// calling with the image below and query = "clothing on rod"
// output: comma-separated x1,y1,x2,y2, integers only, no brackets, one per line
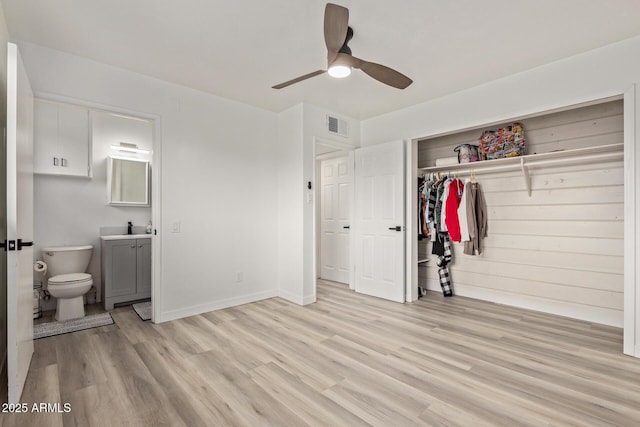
463,181,488,256
418,171,489,297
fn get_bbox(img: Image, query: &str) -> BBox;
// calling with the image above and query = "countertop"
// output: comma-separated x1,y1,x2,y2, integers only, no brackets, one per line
100,234,152,241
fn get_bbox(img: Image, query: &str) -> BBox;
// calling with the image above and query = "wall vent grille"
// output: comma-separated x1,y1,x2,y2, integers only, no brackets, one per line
327,115,349,137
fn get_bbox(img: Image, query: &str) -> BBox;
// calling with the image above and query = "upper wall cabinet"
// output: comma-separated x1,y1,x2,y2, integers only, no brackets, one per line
34,99,91,177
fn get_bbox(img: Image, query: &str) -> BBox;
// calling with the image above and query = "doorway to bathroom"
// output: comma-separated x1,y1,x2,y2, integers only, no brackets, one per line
31,97,161,328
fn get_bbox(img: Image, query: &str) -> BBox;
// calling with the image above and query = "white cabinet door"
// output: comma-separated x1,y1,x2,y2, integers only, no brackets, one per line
354,140,405,302
6,42,34,404
57,102,89,176
320,156,351,284
33,99,90,177
33,99,58,174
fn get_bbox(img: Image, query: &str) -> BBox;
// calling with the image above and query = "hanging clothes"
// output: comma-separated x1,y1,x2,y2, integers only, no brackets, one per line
429,179,445,231
463,181,488,256
444,178,464,242
458,178,471,242
436,233,453,296
418,177,427,240
426,175,441,241
439,177,452,232
422,175,434,238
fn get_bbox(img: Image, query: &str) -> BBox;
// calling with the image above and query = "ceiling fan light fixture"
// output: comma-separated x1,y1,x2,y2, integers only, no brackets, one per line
328,64,351,78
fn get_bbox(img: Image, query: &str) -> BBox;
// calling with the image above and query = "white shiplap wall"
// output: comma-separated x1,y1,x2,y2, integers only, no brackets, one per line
418,100,624,326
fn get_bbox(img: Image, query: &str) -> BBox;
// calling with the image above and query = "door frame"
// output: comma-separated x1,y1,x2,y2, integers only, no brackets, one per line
28,92,163,323
313,136,356,298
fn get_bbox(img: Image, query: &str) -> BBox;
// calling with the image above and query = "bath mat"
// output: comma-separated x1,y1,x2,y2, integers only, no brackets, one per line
34,312,114,339
132,301,152,321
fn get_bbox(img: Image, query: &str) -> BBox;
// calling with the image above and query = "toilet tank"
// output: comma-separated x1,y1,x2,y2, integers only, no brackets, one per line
41,245,93,277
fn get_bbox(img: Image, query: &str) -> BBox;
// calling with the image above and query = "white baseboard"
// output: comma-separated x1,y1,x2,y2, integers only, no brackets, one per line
278,289,316,305
426,283,623,328
158,289,279,323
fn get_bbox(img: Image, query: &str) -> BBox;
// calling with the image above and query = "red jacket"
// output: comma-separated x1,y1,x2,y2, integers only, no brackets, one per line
445,179,464,242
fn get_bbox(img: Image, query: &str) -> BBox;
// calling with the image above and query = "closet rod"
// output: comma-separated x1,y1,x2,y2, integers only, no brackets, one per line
420,144,623,197
420,151,623,177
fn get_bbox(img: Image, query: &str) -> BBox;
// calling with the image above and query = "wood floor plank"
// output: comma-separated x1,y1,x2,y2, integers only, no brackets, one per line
186,350,311,427
54,331,109,397
2,364,64,427
110,308,162,345
8,281,640,426
135,337,251,426
249,362,370,427
86,330,186,427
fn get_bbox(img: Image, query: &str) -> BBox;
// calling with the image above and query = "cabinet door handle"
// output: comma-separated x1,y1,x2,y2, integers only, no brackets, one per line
53,157,58,166
61,158,67,167
138,245,142,248
131,244,136,248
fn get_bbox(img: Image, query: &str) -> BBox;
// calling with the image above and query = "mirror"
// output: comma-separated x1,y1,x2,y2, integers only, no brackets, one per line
107,156,150,206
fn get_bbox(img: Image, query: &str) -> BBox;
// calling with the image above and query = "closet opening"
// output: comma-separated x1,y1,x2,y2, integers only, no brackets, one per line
409,95,633,354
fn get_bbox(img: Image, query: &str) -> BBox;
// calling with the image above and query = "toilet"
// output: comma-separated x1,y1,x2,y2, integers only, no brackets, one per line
42,245,94,321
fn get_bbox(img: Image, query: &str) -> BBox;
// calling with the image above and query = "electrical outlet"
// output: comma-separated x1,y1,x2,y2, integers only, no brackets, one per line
236,272,243,283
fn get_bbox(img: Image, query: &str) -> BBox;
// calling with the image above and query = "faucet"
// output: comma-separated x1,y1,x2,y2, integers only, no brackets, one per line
127,221,133,235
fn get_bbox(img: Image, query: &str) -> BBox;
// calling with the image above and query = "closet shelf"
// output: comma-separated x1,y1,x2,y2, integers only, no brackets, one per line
419,143,623,197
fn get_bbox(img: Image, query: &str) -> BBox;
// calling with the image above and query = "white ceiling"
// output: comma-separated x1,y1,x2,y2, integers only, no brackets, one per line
3,0,640,120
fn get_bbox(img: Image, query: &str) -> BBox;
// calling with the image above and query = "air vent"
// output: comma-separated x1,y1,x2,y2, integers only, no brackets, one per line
327,115,349,137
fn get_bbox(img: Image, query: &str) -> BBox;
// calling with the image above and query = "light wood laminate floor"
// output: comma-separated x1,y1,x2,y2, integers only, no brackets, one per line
3,280,640,426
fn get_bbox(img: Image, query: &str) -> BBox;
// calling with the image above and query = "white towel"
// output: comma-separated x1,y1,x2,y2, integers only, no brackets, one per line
435,157,458,166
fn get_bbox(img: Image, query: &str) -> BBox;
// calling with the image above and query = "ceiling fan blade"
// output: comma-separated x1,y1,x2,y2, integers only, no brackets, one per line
350,56,413,89
272,70,326,89
324,3,349,64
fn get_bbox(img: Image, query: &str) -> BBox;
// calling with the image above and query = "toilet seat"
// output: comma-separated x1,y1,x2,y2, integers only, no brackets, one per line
48,273,92,285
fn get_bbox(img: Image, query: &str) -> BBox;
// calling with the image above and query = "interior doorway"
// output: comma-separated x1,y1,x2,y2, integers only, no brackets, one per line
318,155,351,284
314,137,355,292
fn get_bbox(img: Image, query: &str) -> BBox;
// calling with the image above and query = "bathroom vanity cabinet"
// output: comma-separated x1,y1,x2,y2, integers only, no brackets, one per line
101,235,151,310
34,98,91,177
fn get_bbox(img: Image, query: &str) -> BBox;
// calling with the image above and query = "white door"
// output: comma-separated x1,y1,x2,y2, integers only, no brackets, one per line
320,155,351,284
354,140,405,302
6,42,34,403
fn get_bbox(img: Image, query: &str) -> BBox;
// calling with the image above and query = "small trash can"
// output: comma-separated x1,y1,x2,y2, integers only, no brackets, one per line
33,281,42,319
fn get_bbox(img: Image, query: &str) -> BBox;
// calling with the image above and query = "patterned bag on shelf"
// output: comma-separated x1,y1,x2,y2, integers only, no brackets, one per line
479,122,525,160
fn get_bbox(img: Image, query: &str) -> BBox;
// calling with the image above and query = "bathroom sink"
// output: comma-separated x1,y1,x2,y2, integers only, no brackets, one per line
100,234,152,241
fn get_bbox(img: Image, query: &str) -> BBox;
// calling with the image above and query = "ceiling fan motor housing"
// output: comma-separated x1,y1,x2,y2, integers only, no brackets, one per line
337,27,354,56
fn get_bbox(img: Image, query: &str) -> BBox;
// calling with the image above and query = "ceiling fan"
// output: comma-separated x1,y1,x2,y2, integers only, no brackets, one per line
272,3,413,90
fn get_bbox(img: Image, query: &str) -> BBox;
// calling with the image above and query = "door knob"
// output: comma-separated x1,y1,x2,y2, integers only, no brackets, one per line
388,226,402,232
17,239,34,250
